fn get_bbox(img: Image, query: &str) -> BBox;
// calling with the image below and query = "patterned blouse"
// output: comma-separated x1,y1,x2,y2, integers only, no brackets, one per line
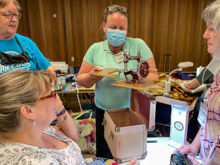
0,126,85,165
200,73,220,163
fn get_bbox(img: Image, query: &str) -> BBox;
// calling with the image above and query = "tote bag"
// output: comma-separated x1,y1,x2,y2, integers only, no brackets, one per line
72,110,96,154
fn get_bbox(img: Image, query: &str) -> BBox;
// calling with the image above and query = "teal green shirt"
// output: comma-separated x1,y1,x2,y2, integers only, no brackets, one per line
83,37,153,110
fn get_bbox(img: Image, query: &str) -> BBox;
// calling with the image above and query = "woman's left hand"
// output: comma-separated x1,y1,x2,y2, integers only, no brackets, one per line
55,93,64,114
187,155,201,165
127,157,140,165
50,71,57,87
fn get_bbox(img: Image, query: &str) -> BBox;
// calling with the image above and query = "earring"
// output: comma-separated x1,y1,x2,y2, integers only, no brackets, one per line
33,121,36,127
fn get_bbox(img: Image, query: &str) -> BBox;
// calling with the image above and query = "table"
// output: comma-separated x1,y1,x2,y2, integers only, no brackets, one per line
120,137,174,165
56,84,95,105
56,84,95,94
121,137,202,165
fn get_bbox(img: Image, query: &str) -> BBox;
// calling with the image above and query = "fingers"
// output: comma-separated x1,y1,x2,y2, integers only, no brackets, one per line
50,70,57,87
187,155,201,165
127,157,140,165
92,66,102,71
174,145,190,154
184,82,189,88
90,74,103,80
51,81,55,88
55,94,62,105
89,67,104,81
55,93,63,114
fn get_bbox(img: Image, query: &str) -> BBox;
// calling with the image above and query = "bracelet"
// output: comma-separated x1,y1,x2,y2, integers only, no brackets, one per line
57,107,66,117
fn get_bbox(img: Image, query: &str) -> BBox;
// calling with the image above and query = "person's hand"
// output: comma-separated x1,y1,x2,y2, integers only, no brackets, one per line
187,155,201,165
175,144,198,154
55,93,64,114
90,66,104,81
183,81,190,88
51,71,57,87
127,157,140,165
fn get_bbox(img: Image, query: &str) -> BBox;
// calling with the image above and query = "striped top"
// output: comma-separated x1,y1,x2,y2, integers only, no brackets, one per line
200,73,220,163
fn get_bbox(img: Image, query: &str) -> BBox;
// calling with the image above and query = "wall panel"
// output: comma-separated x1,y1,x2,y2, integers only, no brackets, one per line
17,0,213,72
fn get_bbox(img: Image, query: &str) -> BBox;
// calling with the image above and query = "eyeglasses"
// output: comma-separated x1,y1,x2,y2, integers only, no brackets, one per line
0,12,22,19
33,91,56,102
107,6,128,14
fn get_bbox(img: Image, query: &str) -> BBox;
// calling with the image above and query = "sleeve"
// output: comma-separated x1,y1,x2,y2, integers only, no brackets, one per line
196,67,214,85
137,38,153,60
25,37,51,70
208,136,220,164
16,34,51,70
83,43,96,65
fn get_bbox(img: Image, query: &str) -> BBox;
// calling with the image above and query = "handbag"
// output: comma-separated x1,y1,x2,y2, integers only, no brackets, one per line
71,110,96,154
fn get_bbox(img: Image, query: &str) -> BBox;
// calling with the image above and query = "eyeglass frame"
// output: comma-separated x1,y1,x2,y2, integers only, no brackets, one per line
0,12,22,19
33,90,57,102
107,6,128,14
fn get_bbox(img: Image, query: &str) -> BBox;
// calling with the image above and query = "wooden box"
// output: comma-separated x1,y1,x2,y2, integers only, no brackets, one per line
104,89,156,163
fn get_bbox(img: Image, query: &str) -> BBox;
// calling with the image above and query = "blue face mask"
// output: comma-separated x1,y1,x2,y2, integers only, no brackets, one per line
107,28,126,47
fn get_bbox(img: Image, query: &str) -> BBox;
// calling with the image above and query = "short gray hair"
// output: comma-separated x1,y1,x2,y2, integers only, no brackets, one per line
0,0,22,12
202,0,220,33
0,70,52,136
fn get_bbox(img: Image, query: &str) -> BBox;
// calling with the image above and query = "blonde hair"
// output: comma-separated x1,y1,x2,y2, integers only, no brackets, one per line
0,0,22,12
202,0,220,33
0,70,52,136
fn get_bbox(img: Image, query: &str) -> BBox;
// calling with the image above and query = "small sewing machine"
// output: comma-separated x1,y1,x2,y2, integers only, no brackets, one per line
89,51,159,90
116,51,150,84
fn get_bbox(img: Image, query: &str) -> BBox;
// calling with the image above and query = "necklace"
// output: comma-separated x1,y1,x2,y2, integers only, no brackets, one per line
104,48,123,54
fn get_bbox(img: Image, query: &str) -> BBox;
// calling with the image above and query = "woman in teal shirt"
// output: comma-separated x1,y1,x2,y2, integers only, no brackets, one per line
77,5,159,159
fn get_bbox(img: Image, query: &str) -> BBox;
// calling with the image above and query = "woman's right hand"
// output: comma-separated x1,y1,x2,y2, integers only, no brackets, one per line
175,144,198,154
90,67,103,81
77,62,103,88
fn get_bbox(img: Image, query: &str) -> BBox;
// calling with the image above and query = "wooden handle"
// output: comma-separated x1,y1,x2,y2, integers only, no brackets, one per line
148,69,158,72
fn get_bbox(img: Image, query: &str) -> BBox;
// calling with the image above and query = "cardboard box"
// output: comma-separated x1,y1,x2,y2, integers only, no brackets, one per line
104,89,156,163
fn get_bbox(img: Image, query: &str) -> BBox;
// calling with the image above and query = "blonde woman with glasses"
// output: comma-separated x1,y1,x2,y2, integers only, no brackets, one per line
0,70,139,165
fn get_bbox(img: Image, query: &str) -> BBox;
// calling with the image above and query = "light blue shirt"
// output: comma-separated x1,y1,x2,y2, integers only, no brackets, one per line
83,37,153,110
0,33,51,75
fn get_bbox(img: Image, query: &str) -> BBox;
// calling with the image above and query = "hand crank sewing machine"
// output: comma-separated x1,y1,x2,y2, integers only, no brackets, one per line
89,51,159,90
116,51,151,84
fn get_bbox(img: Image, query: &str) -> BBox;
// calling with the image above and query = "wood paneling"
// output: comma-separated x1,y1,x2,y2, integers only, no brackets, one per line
17,0,213,72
